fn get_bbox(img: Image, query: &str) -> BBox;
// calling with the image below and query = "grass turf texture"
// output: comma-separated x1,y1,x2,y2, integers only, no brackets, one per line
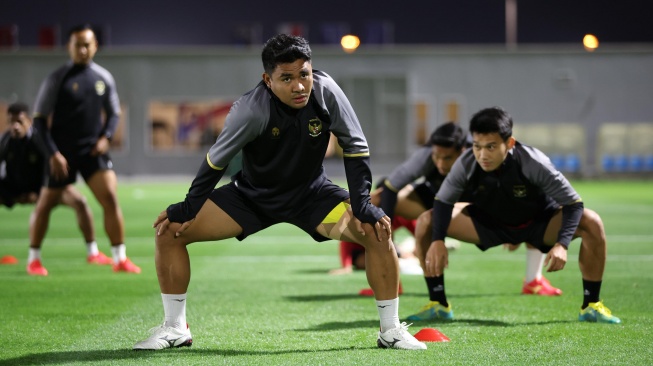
0,180,652,365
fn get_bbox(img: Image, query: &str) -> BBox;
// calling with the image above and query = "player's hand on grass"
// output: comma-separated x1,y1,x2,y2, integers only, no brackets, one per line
424,240,448,277
50,152,69,181
544,243,568,272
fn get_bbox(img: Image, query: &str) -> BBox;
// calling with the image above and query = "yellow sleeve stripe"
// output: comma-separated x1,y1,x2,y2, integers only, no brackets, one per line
342,152,370,158
384,179,399,193
206,153,224,170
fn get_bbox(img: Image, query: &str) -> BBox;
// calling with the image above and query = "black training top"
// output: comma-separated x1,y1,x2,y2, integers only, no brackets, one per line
168,70,384,224
0,128,46,194
32,61,120,156
433,141,583,247
379,146,446,218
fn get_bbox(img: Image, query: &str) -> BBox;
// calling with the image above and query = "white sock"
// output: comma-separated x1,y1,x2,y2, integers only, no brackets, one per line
28,248,41,263
86,241,99,256
162,293,187,330
111,244,126,263
376,298,400,333
525,247,545,283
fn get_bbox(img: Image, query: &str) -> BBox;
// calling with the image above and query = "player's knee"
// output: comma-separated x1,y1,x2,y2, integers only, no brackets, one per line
415,210,432,233
70,195,89,210
155,229,188,248
97,193,119,211
418,209,432,224
580,208,605,235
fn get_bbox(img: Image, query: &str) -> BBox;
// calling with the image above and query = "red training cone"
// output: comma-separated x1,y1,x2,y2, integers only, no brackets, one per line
414,328,450,342
0,255,19,265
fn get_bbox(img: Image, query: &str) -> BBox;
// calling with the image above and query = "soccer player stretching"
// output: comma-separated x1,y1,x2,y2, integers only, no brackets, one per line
133,34,426,350
1,103,110,274
410,106,620,324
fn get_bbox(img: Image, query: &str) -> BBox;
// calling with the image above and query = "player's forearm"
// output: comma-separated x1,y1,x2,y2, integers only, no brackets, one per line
343,156,384,223
431,199,453,241
33,116,59,155
100,114,119,141
558,201,584,248
379,181,398,220
167,155,226,223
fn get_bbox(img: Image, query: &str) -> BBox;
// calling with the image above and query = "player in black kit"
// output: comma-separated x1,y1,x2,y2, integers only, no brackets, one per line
133,34,427,351
1,102,109,274
409,106,620,324
334,122,562,299
31,24,140,275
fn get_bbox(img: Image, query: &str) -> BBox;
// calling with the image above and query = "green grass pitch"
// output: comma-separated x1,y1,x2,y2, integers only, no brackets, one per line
0,179,652,365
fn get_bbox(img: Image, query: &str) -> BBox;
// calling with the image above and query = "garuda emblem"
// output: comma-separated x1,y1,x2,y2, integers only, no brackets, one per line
308,118,322,137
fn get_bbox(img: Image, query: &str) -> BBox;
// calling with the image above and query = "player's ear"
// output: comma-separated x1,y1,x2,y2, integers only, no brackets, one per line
262,73,271,88
507,136,516,149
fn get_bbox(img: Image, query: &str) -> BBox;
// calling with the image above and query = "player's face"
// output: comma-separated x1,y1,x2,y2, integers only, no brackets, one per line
471,132,515,172
263,59,313,109
431,145,463,175
68,30,97,65
8,112,31,139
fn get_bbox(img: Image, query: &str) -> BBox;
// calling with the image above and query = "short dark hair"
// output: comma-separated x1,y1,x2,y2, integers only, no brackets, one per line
429,121,468,150
261,34,312,75
68,24,95,41
469,107,513,141
8,102,29,116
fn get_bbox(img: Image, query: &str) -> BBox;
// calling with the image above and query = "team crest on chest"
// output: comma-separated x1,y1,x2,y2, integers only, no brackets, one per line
513,185,527,198
95,80,106,96
271,127,280,139
308,117,322,137
72,82,79,93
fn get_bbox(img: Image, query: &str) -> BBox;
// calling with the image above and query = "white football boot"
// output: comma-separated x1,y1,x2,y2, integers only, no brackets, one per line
133,323,193,350
377,322,427,350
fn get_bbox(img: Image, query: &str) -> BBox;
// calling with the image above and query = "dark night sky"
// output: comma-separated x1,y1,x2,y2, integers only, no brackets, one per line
1,0,651,47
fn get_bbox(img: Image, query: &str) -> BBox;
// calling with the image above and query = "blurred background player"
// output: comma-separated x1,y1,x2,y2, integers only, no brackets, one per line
410,106,620,323
30,24,140,275
0,102,110,274
331,122,562,297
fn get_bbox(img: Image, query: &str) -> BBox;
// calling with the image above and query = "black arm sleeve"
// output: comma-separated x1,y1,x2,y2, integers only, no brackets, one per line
166,157,227,223
379,180,398,220
100,114,119,141
33,116,58,156
343,156,385,223
0,133,8,161
432,199,454,241
557,201,584,248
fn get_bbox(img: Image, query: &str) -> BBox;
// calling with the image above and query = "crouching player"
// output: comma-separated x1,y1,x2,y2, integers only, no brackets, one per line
411,106,620,324
0,102,111,275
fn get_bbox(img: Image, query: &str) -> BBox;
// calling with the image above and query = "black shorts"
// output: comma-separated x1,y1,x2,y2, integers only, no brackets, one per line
0,179,40,208
47,152,113,188
208,180,349,242
0,180,17,208
467,204,559,253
